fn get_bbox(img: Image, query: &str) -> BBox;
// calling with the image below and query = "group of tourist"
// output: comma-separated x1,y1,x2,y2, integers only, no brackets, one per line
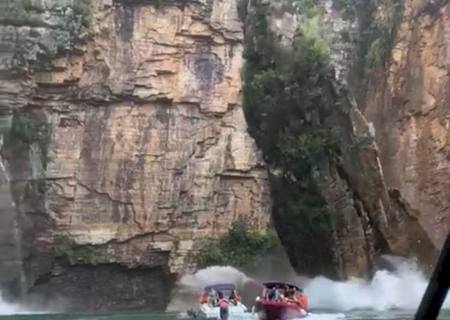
199,288,241,307
263,286,309,311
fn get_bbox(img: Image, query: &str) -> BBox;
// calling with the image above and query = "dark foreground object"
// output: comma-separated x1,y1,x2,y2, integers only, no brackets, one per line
415,233,450,320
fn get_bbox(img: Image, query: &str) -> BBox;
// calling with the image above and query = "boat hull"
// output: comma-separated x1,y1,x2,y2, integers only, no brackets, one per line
254,301,307,320
197,303,249,319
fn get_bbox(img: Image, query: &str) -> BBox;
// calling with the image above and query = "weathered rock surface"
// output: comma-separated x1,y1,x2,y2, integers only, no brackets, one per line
0,0,447,308
364,0,450,250
252,0,437,279
0,0,270,310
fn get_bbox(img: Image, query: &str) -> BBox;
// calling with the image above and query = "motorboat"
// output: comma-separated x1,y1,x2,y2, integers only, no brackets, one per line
189,283,249,319
253,282,308,320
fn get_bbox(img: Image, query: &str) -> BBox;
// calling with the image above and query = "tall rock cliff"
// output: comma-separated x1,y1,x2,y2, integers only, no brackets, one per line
365,0,450,250
0,0,270,311
0,0,447,311
241,0,437,280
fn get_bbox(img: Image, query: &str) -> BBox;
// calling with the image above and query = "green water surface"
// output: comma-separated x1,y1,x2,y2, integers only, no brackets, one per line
0,310,449,320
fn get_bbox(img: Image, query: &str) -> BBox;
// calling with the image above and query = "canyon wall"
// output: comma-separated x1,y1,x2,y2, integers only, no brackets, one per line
0,0,270,311
365,0,450,250
241,0,438,280
0,0,447,311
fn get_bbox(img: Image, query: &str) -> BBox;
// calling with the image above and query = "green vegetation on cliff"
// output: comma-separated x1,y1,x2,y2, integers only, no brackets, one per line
193,222,278,269
0,0,92,71
241,0,346,277
73,0,91,29
315,0,404,69
3,111,51,168
53,235,107,265
0,0,42,27
340,0,404,104
361,0,404,68
0,0,91,29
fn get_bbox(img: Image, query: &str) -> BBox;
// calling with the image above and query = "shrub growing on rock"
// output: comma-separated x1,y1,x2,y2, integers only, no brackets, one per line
193,222,278,269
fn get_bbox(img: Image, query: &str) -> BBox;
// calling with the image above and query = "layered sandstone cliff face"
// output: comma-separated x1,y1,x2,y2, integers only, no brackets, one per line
0,0,447,311
365,0,450,250
0,0,270,310
241,0,437,280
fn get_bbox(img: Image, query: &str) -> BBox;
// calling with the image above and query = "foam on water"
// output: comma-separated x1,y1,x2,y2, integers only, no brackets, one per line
169,256,449,316
0,292,48,315
0,294,27,315
305,256,450,311
167,266,254,312
1,256,448,317
168,266,346,320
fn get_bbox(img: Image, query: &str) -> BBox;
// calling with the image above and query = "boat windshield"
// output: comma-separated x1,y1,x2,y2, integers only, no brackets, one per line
204,284,236,297
263,282,300,291
261,282,301,301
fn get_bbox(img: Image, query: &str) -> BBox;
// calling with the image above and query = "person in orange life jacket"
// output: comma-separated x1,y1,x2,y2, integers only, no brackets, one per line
218,291,230,320
229,289,241,305
296,289,309,311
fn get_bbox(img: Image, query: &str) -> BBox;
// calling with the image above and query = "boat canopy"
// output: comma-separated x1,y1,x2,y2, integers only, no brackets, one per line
204,283,236,295
262,282,301,291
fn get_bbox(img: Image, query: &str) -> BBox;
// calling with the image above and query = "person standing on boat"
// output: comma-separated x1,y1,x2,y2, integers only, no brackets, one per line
199,290,208,305
218,291,230,320
285,288,296,303
229,289,241,305
268,287,280,301
208,288,218,307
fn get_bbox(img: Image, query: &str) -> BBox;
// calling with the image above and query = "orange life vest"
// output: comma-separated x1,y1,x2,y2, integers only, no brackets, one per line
297,294,309,310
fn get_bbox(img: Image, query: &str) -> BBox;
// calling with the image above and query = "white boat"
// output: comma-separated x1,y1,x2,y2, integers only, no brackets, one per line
190,284,250,320
199,301,248,319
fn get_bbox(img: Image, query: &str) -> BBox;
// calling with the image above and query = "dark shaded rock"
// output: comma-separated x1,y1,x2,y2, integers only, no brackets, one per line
27,264,174,311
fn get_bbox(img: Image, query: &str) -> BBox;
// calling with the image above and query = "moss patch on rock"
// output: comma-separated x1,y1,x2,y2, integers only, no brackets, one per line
53,235,107,265
1,0,92,72
3,110,51,168
0,0,43,27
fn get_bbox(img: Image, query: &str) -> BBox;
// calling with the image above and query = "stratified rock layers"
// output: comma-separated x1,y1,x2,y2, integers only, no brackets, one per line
0,0,270,310
365,0,450,249
0,0,447,310
242,0,437,280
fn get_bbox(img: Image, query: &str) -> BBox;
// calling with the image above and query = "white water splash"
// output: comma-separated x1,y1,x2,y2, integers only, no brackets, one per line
168,266,345,320
178,266,252,289
306,256,450,311
167,266,254,312
170,256,449,315
0,293,29,315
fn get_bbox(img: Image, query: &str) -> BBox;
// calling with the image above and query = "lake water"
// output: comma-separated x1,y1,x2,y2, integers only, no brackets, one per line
1,257,448,320
0,310,449,320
